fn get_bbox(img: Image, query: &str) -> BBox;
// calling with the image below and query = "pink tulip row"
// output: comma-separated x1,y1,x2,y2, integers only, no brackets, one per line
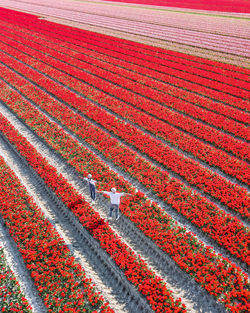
0,63,249,267
33,10,250,57
0,0,250,58
17,0,250,39
0,246,33,312
0,155,113,313
2,6,250,80
26,0,248,38
0,78,249,312
66,16,249,57
0,113,188,313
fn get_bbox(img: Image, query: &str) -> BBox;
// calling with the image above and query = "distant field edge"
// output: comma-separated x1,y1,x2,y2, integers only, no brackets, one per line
1,5,249,68
96,0,250,14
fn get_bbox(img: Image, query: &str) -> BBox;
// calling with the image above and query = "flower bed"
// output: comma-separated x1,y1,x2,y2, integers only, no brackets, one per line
99,0,250,14
0,247,33,313
0,48,249,218
0,114,187,313
0,80,249,313
0,64,249,264
1,35,249,165
1,8,249,112
0,156,113,313
1,25,248,184
1,6,250,79
1,20,249,124
1,27,249,143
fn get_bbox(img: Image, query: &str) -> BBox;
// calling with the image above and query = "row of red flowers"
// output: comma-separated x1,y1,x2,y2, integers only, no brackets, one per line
2,6,249,82
0,79,249,313
0,246,32,313
55,14,249,83
0,114,187,313
1,26,249,143
4,8,250,115
1,8,249,103
0,49,248,220
2,50,249,222
86,27,250,80
0,20,249,127
0,65,248,265
1,35,248,165
0,156,113,313
0,30,248,176
1,29,247,188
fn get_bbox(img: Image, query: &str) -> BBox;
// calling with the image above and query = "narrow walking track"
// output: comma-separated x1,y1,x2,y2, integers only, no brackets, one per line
0,48,248,225
0,124,145,313
1,80,248,275
0,199,47,313
0,99,234,313
0,4,249,312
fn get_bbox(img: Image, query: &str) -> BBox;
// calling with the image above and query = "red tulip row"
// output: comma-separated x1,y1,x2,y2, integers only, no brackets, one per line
1,7,249,97
0,155,113,313
1,29,249,143
1,64,249,265
0,246,32,313
4,8,249,104
0,9,249,116
2,6,249,81
1,36,248,189
0,80,249,313
48,9,249,80
1,61,249,266
49,30,250,97
0,21,249,126
0,50,249,221
0,114,187,313
1,37,248,165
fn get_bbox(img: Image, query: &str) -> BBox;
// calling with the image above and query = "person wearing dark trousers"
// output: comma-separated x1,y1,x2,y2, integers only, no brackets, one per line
84,174,97,203
98,187,132,220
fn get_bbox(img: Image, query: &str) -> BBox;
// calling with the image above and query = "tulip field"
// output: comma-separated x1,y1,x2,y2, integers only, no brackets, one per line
0,3,249,313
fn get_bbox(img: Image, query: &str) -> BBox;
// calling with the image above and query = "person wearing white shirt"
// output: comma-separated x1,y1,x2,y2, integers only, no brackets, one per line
83,174,97,202
98,187,132,220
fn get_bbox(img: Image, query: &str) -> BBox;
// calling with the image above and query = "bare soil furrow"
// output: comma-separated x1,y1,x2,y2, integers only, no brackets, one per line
0,100,227,313
0,151,48,313
1,64,248,225
0,123,153,313
0,93,248,276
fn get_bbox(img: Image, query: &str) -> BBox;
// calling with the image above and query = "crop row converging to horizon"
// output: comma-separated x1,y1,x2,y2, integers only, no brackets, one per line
0,6,249,313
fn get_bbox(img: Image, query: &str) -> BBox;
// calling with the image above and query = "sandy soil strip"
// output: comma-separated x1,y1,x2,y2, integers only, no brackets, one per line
0,100,227,313
0,114,130,313
0,163,47,313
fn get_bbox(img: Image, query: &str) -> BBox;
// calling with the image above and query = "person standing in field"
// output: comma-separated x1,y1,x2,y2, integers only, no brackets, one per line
84,174,97,203
98,187,132,220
